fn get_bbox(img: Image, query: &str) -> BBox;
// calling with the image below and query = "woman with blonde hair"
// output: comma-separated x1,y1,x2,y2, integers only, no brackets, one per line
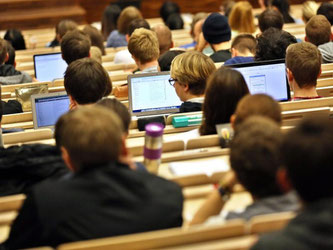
228,1,256,36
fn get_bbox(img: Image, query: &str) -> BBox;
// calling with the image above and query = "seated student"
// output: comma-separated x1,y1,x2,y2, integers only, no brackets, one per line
170,51,216,113
64,58,112,110
152,24,174,56
317,2,333,26
305,15,331,47
258,9,284,33
1,106,183,249
83,25,106,55
251,117,333,250
166,13,184,30
271,0,296,24
160,1,181,25
302,1,319,24
101,4,121,41
202,12,232,62
180,12,207,49
61,30,91,65
191,116,299,225
224,34,256,65
286,42,321,100
4,29,26,50
255,27,297,61
47,19,78,48
158,50,185,71
228,1,256,36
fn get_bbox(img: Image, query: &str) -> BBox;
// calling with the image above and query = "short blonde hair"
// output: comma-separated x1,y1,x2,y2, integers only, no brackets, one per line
170,51,216,95
117,6,142,34
302,1,319,23
229,1,256,34
128,28,159,64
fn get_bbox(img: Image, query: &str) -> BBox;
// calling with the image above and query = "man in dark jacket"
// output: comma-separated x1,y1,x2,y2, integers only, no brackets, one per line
2,106,183,249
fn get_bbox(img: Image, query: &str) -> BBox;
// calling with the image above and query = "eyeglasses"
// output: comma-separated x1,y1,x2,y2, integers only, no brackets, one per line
169,78,177,86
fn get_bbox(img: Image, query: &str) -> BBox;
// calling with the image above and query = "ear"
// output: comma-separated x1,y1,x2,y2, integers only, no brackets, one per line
4,53,9,63
183,83,190,93
125,34,130,42
287,68,294,83
69,95,78,110
231,48,237,58
170,41,174,49
304,36,308,42
318,67,322,79
276,168,293,193
88,51,91,58
230,114,236,129
13,61,16,68
120,134,128,158
61,146,76,172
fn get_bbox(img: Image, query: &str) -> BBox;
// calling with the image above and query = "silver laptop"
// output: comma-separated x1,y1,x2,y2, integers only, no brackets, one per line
128,72,182,117
33,52,67,82
31,91,70,129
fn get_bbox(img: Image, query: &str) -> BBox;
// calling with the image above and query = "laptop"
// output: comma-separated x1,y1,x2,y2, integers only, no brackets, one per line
33,52,67,82
31,91,70,129
230,59,291,102
128,72,182,117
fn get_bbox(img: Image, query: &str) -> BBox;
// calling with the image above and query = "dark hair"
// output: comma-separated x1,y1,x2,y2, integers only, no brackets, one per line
258,9,284,32
61,30,91,65
255,28,297,61
128,18,150,36
160,1,180,23
101,4,122,41
281,117,333,203
56,20,78,39
4,29,26,50
166,13,184,30
64,58,112,104
272,0,295,23
317,2,333,25
83,25,106,55
200,68,249,135
5,41,15,66
230,116,283,199
231,34,256,54
158,50,185,71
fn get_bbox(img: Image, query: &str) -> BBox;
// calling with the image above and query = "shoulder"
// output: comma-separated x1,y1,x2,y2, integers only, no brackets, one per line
179,102,202,113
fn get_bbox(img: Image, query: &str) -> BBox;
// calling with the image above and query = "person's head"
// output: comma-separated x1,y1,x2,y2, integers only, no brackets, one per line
158,50,185,71
160,1,180,23
117,6,143,35
55,106,124,172
0,38,8,65
190,12,208,39
286,42,321,90
4,29,26,50
272,0,295,23
202,12,231,46
258,9,284,32
170,51,216,101
166,13,184,30
4,41,15,67
231,94,282,130
200,67,249,135
220,0,236,17
56,20,78,42
90,46,102,64
317,2,333,26
61,30,91,65
64,58,112,108
127,18,150,37
255,27,297,61
128,28,159,66
101,4,122,40
228,1,256,34
152,24,173,56
97,98,131,135
230,116,284,199
83,25,106,55
305,15,331,47
302,1,319,23
230,34,256,57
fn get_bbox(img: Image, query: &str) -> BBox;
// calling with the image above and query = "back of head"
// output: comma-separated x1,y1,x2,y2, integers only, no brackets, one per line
90,46,102,64
200,67,249,135
158,50,185,71
152,24,173,55
230,116,283,199
61,30,91,65
281,117,333,203
258,9,284,32
55,106,123,171
160,1,180,23
128,28,159,64
305,15,331,47
317,2,333,25
83,25,106,55
286,42,321,88
231,34,256,55
0,38,7,65
56,20,78,40
128,19,150,36
4,29,26,50
117,6,142,35
202,12,231,45
228,1,256,34
4,41,15,66
166,13,184,30
302,1,319,23
64,58,112,104
190,12,208,38
272,0,295,23
102,4,122,40
255,27,297,61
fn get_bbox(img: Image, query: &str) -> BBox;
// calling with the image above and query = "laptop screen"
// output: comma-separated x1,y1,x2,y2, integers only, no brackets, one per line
128,72,182,116
34,53,67,82
231,60,290,101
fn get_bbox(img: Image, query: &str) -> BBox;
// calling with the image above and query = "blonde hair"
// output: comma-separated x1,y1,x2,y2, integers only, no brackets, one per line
117,6,142,34
128,28,159,64
302,1,319,23
90,46,102,64
229,1,256,34
170,51,216,95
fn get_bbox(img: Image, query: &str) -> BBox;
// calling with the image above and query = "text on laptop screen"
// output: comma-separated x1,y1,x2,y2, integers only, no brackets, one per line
130,74,182,113
35,95,69,128
232,62,289,101
34,53,67,82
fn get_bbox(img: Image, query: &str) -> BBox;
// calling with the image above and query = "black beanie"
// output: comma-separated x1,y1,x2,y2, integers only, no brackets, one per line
202,12,231,44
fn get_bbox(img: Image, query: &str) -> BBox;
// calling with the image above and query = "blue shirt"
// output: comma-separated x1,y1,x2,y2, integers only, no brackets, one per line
224,56,254,66
106,30,127,48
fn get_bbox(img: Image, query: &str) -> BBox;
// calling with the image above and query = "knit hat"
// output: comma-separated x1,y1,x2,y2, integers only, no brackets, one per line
202,13,231,44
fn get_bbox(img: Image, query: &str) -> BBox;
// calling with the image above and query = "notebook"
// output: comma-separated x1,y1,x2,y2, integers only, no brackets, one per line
31,92,70,129
128,72,182,117
33,52,67,82
230,59,291,102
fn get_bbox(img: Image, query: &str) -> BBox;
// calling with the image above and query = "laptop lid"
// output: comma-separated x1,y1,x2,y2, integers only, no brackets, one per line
128,72,182,117
31,91,70,129
33,52,67,82
230,59,291,102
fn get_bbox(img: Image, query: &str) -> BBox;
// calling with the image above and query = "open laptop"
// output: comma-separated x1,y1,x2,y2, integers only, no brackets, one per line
33,52,67,82
128,72,182,117
31,91,70,130
230,59,291,102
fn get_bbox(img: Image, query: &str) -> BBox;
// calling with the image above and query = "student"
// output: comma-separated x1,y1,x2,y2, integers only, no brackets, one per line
258,9,284,32
286,42,321,100
251,117,333,250
302,1,319,23
83,25,106,55
2,106,183,249
158,50,185,71
47,19,78,48
64,58,112,110
305,15,331,47
228,1,256,36
4,29,26,50
101,4,122,41
191,116,299,225
224,34,256,65
160,1,181,24
317,2,333,26
170,51,216,113
166,13,184,30
271,0,296,23
152,24,174,56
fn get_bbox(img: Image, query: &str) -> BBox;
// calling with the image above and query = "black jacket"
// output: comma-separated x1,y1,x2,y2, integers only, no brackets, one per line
179,101,202,113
